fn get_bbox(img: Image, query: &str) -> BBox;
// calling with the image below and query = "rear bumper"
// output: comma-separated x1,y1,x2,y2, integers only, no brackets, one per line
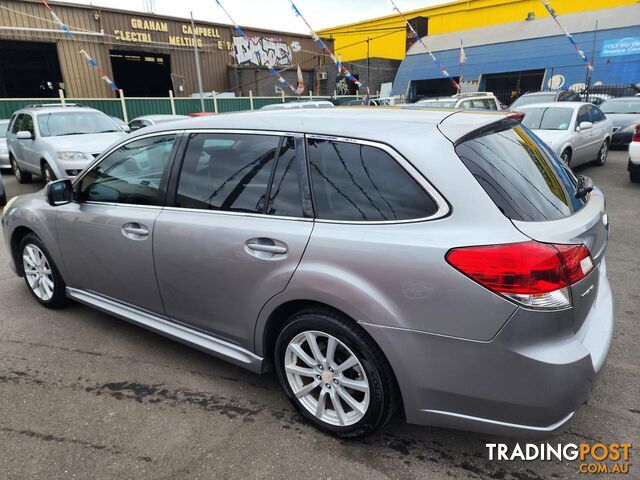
362,264,614,438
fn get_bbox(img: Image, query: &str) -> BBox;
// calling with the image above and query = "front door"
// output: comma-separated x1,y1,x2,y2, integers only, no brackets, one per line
574,105,598,165
154,132,313,349
56,133,178,314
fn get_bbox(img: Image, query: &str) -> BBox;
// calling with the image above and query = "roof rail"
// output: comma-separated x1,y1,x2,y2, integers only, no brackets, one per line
452,92,495,98
24,103,86,108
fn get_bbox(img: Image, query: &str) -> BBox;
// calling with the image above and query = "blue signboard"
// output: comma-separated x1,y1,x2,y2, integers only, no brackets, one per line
601,37,640,57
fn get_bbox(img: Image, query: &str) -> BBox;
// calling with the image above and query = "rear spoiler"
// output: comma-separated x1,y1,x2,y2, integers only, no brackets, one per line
438,111,525,146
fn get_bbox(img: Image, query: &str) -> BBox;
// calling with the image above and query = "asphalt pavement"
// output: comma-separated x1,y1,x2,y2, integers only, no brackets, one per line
0,150,638,479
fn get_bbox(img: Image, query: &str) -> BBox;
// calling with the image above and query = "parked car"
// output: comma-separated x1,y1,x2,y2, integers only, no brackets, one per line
414,92,501,110
6,104,127,183
518,102,613,167
110,116,130,132
628,125,640,183
2,108,613,439
0,119,9,169
128,114,188,132
0,170,5,206
509,89,580,110
579,93,611,106
347,97,402,106
599,97,640,147
261,100,335,110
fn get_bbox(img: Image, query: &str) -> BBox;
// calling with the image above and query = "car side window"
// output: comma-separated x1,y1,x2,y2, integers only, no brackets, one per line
485,99,498,110
588,105,605,123
266,137,304,217
79,134,176,205
307,138,438,221
576,107,590,126
459,100,473,109
176,133,280,213
9,114,21,134
21,115,35,136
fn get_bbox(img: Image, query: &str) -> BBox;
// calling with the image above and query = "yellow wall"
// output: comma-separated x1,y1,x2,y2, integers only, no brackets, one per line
318,0,637,61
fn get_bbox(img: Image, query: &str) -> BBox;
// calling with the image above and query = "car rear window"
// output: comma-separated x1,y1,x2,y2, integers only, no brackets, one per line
455,126,586,221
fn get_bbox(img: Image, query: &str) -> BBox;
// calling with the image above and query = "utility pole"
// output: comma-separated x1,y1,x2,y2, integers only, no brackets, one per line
366,38,371,92
585,20,599,101
191,11,205,113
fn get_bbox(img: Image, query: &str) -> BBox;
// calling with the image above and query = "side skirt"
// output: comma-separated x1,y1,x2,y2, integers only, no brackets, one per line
66,287,263,373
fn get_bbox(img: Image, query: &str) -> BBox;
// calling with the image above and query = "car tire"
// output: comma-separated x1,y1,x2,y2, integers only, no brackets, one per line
274,309,399,438
41,162,56,184
560,149,572,166
631,168,640,183
10,155,32,184
594,140,609,167
19,233,69,309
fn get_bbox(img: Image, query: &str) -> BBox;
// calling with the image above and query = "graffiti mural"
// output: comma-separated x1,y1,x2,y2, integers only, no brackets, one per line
233,36,293,67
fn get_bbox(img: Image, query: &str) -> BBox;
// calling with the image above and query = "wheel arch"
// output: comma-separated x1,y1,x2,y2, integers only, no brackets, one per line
10,226,36,276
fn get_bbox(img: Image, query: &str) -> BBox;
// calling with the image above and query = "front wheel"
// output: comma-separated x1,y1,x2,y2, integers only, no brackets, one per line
594,140,609,166
560,149,572,166
19,234,68,308
42,162,56,183
10,156,32,184
275,310,399,438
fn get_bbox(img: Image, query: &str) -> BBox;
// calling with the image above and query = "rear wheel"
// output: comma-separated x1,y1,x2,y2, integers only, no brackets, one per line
274,309,398,438
41,162,56,183
19,234,68,308
10,155,32,184
594,140,609,166
560,149,572,166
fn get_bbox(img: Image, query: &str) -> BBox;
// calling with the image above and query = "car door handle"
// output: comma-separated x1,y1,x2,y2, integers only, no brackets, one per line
246,241,287,255
122,223,149,239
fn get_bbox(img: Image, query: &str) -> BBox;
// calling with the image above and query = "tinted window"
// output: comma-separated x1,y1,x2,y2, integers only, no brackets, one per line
587,105,606,122
267,137,303,217
16,114,35,135
11,114,24,134
600,99,640,114
79,134,176,205
521,107,574,130
177,133,280,213
576,106,590,125
308,139,438,221
456,127,585,221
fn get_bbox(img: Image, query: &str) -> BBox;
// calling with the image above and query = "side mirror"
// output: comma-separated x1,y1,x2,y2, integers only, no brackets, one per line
578,121,593,131
121,125,131,133
45,179,73,206
16,131,33,140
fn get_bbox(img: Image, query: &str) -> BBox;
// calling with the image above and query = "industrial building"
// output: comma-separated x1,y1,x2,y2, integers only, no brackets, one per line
0,0,334,98
318,0,639,99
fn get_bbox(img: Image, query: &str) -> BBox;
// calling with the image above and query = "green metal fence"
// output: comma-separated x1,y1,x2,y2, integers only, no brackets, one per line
0,94,363,121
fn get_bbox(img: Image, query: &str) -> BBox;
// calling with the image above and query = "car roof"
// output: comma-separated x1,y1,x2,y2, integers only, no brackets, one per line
520,91,558,96
134,107,511,145
18,106,102,115
601,96,640,101
132,115,188,121
515,102,591,110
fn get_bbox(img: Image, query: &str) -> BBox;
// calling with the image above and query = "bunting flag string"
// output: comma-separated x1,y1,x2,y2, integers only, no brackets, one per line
289,1,369,94
540,0,591,69
214,0,298,94
389,0,458,91
38,0,118,90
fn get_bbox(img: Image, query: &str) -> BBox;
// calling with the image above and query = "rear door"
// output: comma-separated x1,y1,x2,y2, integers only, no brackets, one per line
574,106,598,164
153,131,313,349
454,126,608,331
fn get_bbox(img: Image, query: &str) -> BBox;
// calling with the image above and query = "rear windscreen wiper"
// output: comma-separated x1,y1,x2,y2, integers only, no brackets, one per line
575,175,594,199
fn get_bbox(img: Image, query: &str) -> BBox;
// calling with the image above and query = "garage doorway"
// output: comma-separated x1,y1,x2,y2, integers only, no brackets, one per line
412,77,460,100
0,40,64,97
110,51,172,97
483,69,545,105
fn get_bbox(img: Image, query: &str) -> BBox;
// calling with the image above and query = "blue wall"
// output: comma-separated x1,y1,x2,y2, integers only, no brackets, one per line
392,26,640,96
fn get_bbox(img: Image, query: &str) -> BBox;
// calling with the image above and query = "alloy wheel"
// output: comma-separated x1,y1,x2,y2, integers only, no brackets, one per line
599,142,608,164
284,331,370,427
11,157,21,182
22,244,55,301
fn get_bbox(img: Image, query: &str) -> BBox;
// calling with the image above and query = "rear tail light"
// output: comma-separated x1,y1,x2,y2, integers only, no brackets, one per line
446,241,594,310
632,125,640,142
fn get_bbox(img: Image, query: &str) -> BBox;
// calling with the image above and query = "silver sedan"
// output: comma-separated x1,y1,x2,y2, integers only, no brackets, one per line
517,102,613,167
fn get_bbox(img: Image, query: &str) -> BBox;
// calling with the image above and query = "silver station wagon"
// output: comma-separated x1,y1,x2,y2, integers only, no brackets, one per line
1,108,614,438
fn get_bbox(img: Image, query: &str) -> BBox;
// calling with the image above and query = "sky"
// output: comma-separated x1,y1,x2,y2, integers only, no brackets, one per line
60,0,448,33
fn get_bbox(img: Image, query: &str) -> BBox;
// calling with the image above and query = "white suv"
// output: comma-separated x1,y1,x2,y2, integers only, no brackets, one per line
414,92,502,110
6,104,127,183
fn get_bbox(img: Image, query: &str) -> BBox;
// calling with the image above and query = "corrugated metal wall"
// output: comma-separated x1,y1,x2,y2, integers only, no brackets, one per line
0,0,331,98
